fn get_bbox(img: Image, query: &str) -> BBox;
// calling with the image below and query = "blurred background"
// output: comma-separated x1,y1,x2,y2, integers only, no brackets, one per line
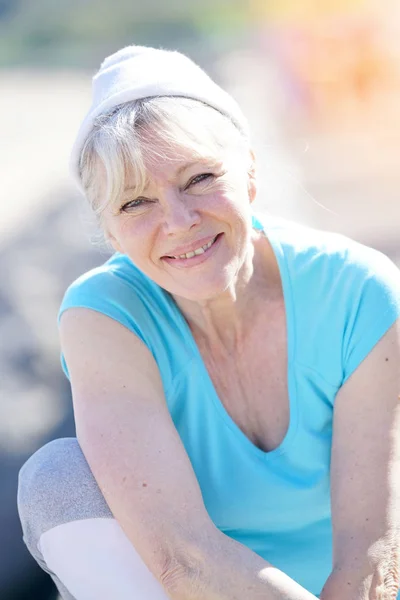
1,0,399,598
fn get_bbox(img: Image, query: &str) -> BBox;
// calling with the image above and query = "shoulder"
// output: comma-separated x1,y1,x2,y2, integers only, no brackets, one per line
260,214,400,296
59,252,169,328
257,213,400,385
58,253,193,387
62,252,158,301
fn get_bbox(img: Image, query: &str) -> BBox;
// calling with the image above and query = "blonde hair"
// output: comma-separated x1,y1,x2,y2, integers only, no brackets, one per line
78,96,251,221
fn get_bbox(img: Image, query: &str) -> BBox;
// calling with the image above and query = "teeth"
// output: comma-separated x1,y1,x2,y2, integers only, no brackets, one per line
174,236,216,260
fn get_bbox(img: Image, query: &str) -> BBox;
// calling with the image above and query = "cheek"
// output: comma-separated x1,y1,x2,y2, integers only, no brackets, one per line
204,183,247,213
118,215,167,272
215,176,251,210
110,216,145,257
119,212,153,241
211,188,252,222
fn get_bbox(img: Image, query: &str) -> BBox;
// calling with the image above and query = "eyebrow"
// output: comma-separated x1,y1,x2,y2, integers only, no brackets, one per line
122,182,148,196
122,159,220,195
175,160,208,176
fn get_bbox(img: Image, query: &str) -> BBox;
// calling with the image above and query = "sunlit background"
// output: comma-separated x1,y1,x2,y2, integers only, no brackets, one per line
1,1,399,598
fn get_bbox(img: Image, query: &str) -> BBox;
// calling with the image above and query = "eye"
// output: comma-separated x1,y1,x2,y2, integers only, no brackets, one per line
187,173,214,188
119,197,149,212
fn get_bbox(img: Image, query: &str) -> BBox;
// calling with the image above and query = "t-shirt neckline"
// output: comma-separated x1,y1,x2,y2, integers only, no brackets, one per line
170,212,299,461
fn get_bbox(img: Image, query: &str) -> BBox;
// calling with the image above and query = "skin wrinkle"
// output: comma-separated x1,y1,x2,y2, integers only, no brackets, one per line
71,97,400,600
329,499,400,599
109,147,398,597
81,97,249,225
100,131,267,348
120,159,225,209
379,536,400,599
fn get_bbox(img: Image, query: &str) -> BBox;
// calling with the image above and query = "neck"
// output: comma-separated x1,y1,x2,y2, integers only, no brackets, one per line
173,230,276,352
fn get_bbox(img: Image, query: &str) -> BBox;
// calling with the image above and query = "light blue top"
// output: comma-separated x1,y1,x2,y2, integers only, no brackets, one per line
59,214,400,597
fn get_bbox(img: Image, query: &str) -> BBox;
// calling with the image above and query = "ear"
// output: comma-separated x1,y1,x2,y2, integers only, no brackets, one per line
247,149,257,204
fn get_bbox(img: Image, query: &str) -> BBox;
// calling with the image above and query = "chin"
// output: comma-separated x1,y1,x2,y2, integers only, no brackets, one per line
173,275,233,303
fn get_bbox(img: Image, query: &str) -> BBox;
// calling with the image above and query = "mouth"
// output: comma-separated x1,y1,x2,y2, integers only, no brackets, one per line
164,234,220,260
161,233,223,267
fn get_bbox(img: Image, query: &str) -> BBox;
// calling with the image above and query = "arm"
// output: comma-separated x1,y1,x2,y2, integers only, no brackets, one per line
320,319,400,600
60,308,317,600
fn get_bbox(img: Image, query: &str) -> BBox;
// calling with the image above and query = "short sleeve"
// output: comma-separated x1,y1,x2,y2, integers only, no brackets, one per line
278,222,400,391
341,246,400,383
57,256,193,394
58,267,149,379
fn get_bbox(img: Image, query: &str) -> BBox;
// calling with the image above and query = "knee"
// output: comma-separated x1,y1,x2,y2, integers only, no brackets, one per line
18,437,112,555
18,438,86,519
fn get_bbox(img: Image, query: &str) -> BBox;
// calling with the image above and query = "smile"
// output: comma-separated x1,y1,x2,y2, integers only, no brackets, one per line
161,233,222,268
167,236,217,260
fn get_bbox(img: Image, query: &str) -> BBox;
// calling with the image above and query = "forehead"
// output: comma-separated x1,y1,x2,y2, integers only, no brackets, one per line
144,125,219,162
139,154,220,180
123,136,224,191
97,110,248,211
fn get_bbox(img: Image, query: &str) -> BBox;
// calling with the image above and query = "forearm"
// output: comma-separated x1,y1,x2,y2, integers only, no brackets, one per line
320,567,399,600
164,528,318,600
319,541,400,600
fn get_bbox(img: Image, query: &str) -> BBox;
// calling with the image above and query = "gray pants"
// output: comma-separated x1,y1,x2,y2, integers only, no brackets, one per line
17,438,169,600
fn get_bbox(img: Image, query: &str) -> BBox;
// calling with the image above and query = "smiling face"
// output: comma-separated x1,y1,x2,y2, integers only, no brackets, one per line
82,97,257,302
105,146,256,301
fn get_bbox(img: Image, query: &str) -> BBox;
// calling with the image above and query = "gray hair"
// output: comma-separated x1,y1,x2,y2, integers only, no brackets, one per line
78,96,251,222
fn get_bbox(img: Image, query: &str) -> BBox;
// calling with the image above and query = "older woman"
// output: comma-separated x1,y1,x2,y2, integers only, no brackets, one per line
18,46,400,600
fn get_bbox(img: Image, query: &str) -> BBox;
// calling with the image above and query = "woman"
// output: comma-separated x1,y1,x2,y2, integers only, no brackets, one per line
18,46,400,600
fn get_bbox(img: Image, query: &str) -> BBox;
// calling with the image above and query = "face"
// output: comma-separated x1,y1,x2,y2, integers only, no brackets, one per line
102,136,257,302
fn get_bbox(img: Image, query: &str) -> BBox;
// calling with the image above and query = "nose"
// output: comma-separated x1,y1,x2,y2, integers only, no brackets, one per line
161,190,201,236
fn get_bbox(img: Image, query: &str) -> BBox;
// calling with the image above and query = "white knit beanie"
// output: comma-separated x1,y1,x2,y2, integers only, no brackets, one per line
69,45,249,189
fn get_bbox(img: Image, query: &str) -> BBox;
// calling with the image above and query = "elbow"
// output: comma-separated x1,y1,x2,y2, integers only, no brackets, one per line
151,520,221,598
369,537,400,600
371,562,400,600
159,562,200,599
157,548,206,600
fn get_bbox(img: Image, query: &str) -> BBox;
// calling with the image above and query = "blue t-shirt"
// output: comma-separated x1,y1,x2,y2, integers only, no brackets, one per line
59,214,400,597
